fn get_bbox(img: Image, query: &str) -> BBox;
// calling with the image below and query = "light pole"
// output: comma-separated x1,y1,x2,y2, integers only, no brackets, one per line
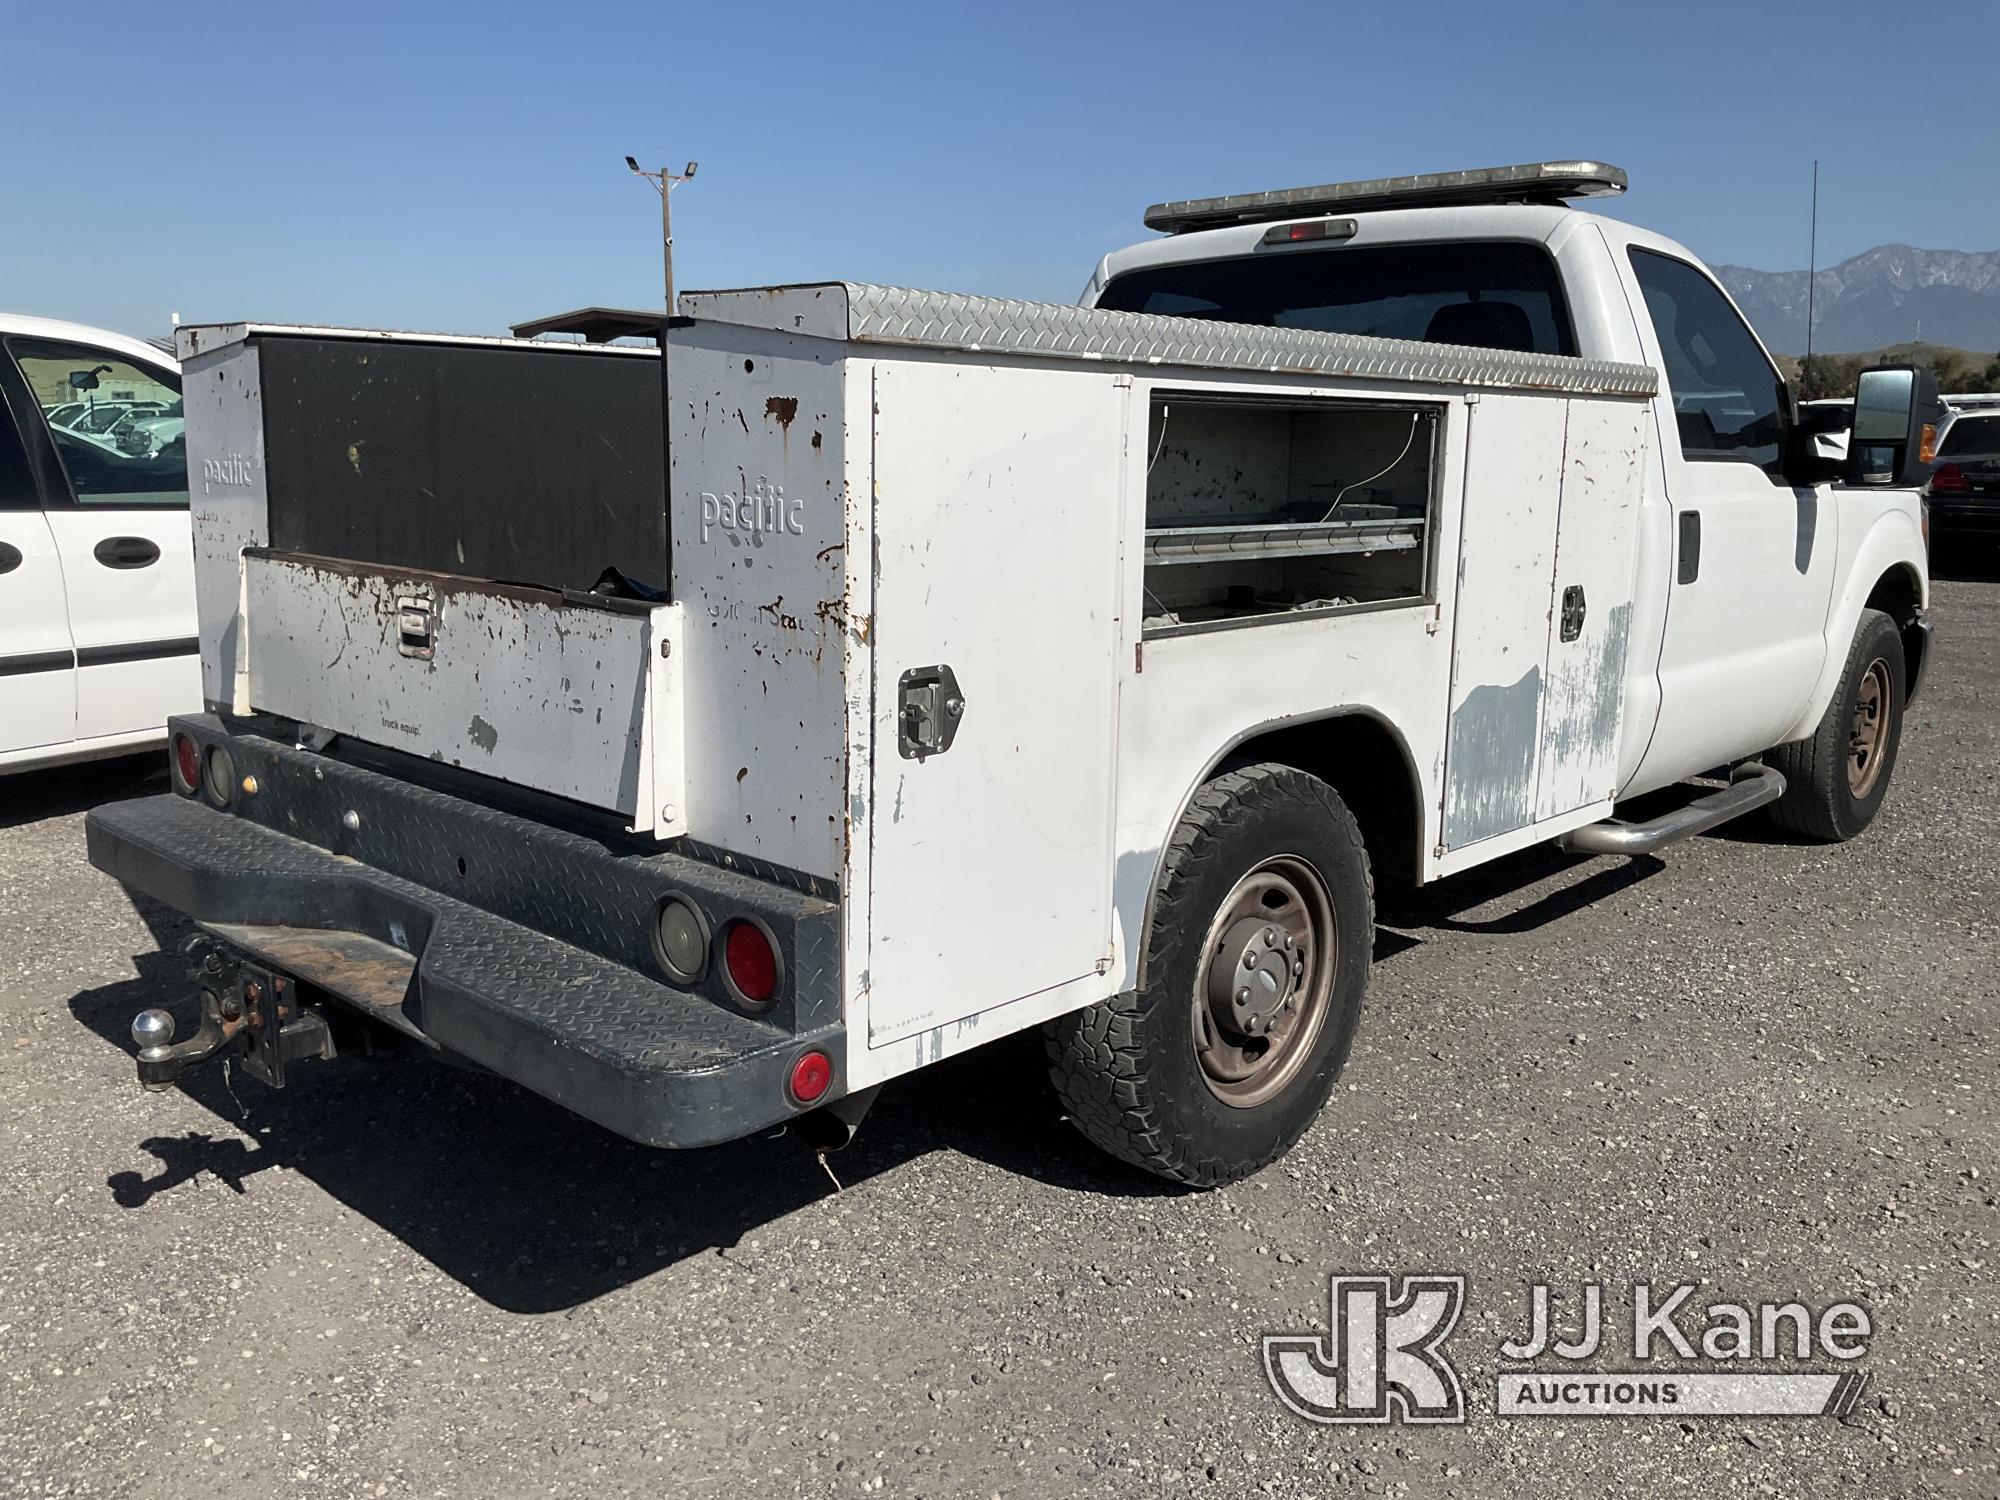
625,157,697,602
625,156,698,315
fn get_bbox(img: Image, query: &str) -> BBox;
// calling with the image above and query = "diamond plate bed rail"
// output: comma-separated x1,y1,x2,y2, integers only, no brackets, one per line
679,282,1659,398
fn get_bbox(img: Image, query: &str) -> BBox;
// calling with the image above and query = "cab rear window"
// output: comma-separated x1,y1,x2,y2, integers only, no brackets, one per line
1094,241,1577,357
1940,414,2000,456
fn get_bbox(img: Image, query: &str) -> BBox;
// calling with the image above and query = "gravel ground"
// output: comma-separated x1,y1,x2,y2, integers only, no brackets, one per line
3,566,1996,1500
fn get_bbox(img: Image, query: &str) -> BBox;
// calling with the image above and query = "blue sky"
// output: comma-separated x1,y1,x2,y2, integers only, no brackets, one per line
8,0,1994,341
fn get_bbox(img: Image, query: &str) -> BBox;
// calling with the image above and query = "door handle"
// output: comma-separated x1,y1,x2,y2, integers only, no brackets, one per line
1559,584,1587,642
1676,510,1702,584
94,535,161,569
0,542,21,576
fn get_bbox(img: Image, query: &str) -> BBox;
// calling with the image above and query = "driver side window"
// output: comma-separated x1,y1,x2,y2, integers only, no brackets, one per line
1628,249,1786,480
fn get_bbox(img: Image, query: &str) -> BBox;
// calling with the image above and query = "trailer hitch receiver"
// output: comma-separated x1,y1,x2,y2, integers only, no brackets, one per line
130,935,336,1092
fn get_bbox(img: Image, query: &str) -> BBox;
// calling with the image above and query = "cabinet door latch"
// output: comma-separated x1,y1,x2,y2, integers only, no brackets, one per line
897,664,964,760
396,594,436,660
1559,584,1587,643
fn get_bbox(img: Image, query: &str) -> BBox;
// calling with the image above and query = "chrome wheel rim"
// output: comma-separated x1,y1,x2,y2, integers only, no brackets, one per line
1848,658,1893,799
1190,855,1336,1109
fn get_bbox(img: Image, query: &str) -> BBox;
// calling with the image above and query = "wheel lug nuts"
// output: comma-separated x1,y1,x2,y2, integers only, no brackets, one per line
1263,928,1278,947
1235,987,1251,1006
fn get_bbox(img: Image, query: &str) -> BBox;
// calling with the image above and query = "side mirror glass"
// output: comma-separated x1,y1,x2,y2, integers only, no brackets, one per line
1848,364,1940,487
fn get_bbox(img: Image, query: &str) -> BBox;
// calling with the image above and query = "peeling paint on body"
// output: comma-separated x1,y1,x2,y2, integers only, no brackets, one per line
1444,667,1541,848
1539,601,1630,812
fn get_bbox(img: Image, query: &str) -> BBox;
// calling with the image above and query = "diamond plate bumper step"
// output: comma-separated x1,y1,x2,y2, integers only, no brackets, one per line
88,766,843,1149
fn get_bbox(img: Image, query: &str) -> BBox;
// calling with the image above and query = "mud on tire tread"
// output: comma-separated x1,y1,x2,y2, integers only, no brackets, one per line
1043,764,1372,1188
1767,607,1906,843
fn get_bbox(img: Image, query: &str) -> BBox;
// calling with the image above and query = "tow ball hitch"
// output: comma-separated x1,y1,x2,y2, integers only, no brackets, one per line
130,935,335,1092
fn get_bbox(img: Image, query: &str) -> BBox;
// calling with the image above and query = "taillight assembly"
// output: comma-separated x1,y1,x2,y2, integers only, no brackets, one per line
722,919,781,1007
650,896,709,984
171,733,200,794
788,1049,833,1105
201,743,236,806
1930,462,1969,496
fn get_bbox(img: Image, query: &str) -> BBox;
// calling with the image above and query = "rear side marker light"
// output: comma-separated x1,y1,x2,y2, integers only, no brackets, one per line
788,1050,832,1106
201,744,235,807
723,920,780,1007
171,733,200,794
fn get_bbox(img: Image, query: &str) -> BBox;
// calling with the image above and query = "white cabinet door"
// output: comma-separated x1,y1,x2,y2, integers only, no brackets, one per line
864,361,1125,1046
1441,395,1566,851
0,510,76,760
1535,400,1647,819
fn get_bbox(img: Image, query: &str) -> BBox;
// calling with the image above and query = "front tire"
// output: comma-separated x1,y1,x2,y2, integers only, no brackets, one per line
1767,607,1907,842
1044,764,1372,1187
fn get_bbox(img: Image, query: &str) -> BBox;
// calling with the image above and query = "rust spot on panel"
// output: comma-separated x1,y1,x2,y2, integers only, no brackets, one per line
757,597,801,631
764,396,799,429
736,766,749,783
811,430,823,449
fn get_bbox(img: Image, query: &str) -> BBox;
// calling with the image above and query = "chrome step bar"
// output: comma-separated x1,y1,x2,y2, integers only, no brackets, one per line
1559,764,1786,857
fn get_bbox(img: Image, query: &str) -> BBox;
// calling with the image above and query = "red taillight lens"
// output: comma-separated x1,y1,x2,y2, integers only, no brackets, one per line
172,733,200,793
788,1049,832,1105
1930,462,1969,496
723,921,778,1005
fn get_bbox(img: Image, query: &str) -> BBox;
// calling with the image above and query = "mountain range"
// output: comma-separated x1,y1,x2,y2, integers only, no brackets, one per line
1714,245,2000,357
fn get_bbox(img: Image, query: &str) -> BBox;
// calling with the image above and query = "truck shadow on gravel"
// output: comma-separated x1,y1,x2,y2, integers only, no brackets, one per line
73,829,1681,1315
1928,541,2000,583
71,909,1159,1314
0,753,164,831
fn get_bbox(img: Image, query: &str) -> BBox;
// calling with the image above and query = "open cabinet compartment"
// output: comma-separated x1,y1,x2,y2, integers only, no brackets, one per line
1141,391,1442,636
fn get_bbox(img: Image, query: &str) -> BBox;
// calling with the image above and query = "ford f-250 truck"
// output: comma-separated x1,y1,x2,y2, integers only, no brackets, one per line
87,160,1937,1185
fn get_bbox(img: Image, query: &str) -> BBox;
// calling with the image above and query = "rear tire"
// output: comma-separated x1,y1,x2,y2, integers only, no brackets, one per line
1767,607,1906,842
1043,764,1372,1187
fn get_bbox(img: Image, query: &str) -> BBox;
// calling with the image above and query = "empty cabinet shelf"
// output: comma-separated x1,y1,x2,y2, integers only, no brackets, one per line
1143,517,1423,565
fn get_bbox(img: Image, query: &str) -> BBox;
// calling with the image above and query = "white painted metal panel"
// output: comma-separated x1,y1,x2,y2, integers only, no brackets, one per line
667,323,856,881
0,513,75,759
181,339,268,711
242,553,676,824
1440,395,1566,851
45,507,199,742
864,358,1125,1046
1535,399,1648,819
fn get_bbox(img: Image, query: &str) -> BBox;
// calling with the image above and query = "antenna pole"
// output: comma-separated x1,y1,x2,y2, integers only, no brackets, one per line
1805,160,1819,371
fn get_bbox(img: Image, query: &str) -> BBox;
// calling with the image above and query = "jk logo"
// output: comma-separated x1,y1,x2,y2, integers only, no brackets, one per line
1263,1274,1468,1425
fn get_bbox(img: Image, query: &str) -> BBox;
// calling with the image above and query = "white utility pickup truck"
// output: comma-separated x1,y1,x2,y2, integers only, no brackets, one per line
88,160,1936,1185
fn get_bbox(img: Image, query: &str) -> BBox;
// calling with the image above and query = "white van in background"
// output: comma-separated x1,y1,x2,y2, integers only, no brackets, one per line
0,316,197,774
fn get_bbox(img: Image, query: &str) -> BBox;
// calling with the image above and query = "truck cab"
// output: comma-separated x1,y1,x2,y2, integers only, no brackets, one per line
1081,171,1932,812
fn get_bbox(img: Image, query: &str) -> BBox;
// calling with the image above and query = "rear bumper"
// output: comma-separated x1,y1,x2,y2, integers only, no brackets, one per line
86,718,844,1148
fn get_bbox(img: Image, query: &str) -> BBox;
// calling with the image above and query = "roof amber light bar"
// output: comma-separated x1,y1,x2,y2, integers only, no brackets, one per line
1146,159,1629,235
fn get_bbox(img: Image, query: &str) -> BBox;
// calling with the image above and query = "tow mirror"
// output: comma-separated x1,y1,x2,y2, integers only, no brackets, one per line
1848,364,1941,487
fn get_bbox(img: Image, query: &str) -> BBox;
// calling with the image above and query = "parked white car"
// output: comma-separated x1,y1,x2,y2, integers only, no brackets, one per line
0,315,198,774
